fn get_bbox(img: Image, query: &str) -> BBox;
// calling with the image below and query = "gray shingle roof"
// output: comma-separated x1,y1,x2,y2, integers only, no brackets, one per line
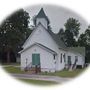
47,29,67,49
67,47,85,56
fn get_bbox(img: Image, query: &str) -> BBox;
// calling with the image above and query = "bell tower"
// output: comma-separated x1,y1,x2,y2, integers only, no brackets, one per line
34,8,50,29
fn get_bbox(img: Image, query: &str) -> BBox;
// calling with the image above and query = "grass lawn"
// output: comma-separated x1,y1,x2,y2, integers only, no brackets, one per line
2,65,86,77
40,69,86,78
3,66,58,85
3,66,25,74
19,79,58,85
2,65,86,86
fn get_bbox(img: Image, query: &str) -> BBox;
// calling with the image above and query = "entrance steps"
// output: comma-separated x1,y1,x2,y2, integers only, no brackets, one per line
25,67,41,74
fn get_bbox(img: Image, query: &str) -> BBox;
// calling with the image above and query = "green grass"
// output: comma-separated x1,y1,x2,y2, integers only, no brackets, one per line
3,66,25,74
2,65,86,86
3,65,86,77
40,69,86,78
19,79,58,85
3,66,58,85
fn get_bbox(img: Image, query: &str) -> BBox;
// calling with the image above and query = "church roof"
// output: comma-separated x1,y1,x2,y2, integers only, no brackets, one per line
34,8,50,24
67,47,85,56
47,29,67,49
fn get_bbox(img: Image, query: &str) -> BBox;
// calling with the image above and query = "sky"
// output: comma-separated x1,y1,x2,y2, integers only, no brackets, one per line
24,5,88,34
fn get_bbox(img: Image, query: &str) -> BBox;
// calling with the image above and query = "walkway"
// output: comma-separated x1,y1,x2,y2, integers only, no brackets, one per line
11,74,72,83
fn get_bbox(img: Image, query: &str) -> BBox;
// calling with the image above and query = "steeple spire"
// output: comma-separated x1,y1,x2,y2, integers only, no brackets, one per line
36,8,47,18
34,8,50,28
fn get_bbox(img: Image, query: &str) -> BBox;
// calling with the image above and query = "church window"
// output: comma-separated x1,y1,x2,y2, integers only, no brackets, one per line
60,53,62,63
63,53,66,62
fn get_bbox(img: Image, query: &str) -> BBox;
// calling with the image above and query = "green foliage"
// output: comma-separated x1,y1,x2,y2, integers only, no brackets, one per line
64,30,77,47
20,79,57,85
40,69,85,78
78,34,87,46
57,28,65,40
57,18,80,47
78,26,90,62
3,66,25,74
64,18,80,47
64,18,80,37
0,9,32,52
85,26,90,45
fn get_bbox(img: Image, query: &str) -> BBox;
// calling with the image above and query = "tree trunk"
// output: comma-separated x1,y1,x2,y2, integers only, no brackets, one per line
7,51,10,63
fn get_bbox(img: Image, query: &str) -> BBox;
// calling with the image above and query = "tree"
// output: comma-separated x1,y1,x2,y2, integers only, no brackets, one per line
85,26,90,63
64,18,80,47
85,26,90,45
78,25,90,47
0,9,32,63
78,33,87,46
78,25,90,63
57,28,65,41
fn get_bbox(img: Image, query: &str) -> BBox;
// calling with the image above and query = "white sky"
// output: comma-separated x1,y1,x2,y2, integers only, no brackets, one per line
24,5,88,34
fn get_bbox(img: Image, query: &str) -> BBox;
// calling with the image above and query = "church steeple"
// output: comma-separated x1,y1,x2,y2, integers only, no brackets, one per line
34,8,50,29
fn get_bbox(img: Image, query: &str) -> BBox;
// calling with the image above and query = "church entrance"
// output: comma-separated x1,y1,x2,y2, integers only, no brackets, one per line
32,54,41,73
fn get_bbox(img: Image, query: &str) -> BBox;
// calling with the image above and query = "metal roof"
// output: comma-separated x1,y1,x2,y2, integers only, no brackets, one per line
67,47,85,56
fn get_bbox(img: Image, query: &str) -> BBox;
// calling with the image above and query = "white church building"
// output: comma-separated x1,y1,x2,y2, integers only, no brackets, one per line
19,8,85,72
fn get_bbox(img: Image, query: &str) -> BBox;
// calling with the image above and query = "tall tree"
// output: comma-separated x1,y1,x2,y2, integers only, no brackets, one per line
78,33,87,46
85,26,90,63
64,18,80,47
85,26,90,45
0,9,32,63
57,28,65,41
78,26,90,62
78,25,90,47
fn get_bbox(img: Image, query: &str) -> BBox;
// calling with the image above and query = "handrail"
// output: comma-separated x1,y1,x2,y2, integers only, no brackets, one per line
24,62,32,71
72,60,78,69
